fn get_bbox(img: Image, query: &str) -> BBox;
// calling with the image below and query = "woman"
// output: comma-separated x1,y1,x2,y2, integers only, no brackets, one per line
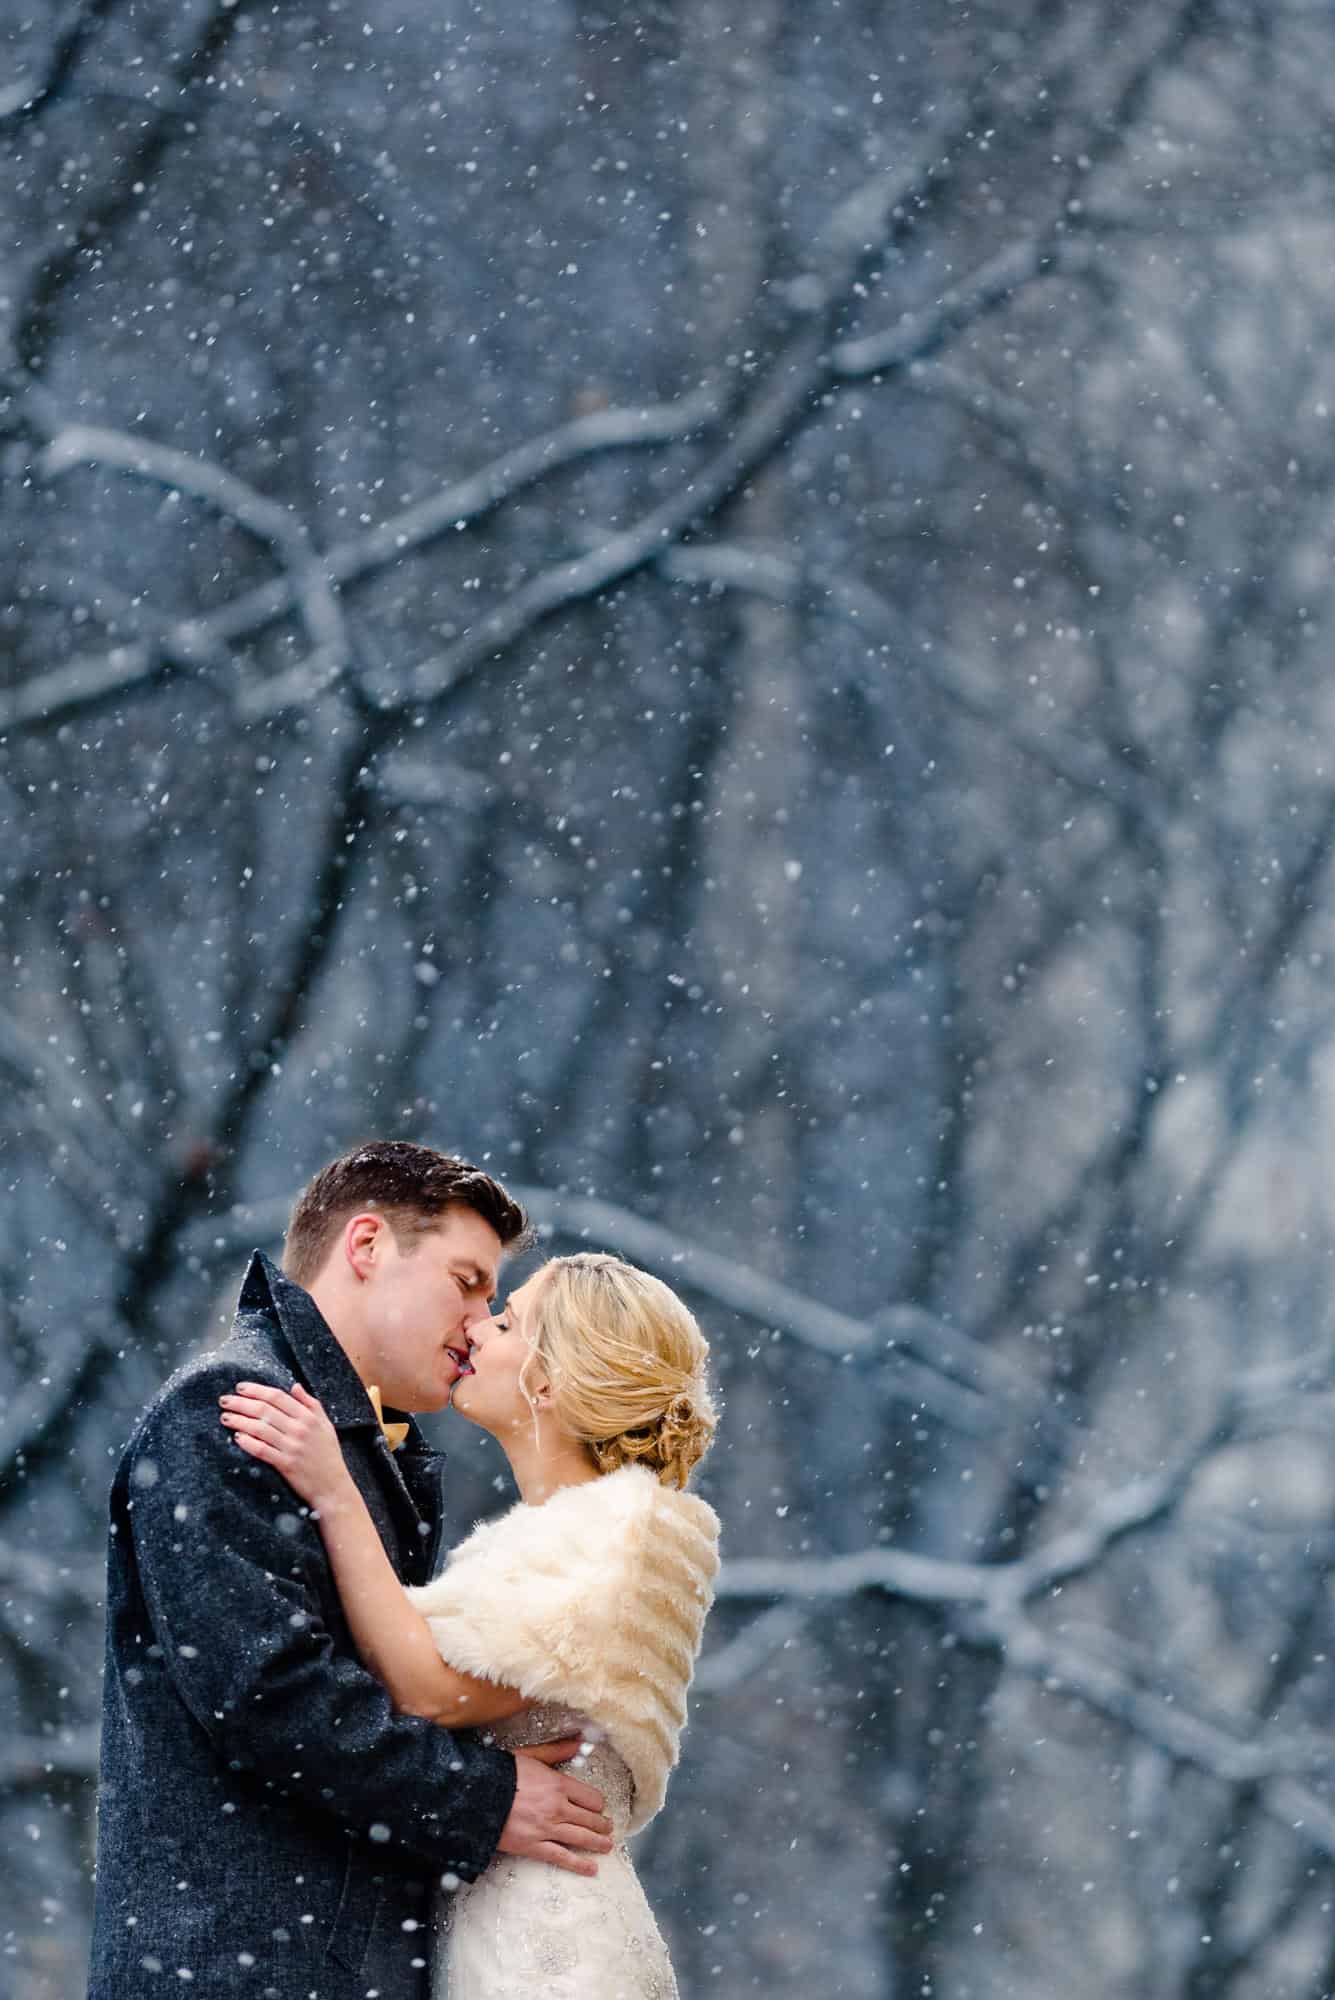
219,1251,720,2000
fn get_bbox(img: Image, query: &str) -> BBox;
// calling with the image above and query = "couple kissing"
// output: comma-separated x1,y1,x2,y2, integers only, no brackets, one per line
87,1140,720,1999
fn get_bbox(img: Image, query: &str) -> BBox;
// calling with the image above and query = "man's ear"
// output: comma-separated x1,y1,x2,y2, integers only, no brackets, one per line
344,1212,387,1281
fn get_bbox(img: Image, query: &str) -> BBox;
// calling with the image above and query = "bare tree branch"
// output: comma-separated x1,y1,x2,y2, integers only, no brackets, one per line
0,385,720,730
3,4,1211,746
999,1618,1335,1858
0,1009,143,1238
0,1727,101,1790
659,540,1162,814
38,423,349,681
0,1298,129,1497
0,1540,101,1606
831,235,1095,382
694,1605,807,1696
716,1384,1335,1856
0,3,243,385
178,1185,1015,1434
0,0,117,124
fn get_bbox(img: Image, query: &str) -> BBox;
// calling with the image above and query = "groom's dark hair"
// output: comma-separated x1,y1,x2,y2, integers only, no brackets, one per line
282,1140,530,1286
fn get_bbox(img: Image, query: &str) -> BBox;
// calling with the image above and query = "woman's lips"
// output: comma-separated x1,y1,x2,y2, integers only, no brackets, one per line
445,1344,474,1376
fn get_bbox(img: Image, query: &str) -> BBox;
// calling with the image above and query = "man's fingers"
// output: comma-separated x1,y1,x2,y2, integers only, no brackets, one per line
549,1821,614,1853
558,1775,607,1817
511,1741,608,1818
560,1807,614,1838
531,1842,599,1878
514,1737,584,1766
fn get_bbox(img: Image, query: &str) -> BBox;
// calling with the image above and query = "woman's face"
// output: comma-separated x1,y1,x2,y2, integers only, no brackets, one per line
449,1269,551,1437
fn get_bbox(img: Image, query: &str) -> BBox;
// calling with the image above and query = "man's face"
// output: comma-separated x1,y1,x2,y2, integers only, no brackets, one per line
363,1204,503,1413
449,1267,548,1438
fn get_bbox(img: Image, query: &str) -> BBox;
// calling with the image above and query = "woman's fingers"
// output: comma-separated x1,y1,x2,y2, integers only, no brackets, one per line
231,1382,307,1414
219,1383,321,1431
220,1396,300,1435
231,1432,281,1463
221,1413,288,1444
223,1416,291,1453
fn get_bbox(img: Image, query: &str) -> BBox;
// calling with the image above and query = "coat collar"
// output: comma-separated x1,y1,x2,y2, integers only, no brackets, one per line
237,1249,434,1454
236,1251,449,1582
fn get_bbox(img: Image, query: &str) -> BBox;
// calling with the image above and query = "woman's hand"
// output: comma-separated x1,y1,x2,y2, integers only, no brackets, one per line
219,1380,352,1512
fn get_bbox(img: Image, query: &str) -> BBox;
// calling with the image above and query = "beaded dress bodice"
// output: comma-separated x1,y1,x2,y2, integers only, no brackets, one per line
490,1702,636,1833
435,1704,678,2000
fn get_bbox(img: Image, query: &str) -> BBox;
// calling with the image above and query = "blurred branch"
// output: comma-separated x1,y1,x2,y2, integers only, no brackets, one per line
178,1185,1016,1434
719,1360,1309,1611
0,386,720,730
0,1008,142,1236
830,0,1216,379
2,3,1212,741
402,6,1205,722
352,222,1102,724
38,423,349,684
831,235,1096,382
715,1365,1335,1847
0,1539,101,1605
4,88,1078,733
714,1440,1206,1610
694,1605,807,1696
0,745,391,1490
998,1618,1335,1859
0,1299,130,1497
0,1727,101,1790
0,0,117,123
659,540,1160,814
0,2,243,386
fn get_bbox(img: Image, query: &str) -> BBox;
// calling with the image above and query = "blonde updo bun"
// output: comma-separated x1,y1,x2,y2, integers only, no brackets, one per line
521,1252,717,1487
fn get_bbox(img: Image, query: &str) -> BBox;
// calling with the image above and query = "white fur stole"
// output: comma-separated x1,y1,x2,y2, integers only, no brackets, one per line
405,1464,720,1832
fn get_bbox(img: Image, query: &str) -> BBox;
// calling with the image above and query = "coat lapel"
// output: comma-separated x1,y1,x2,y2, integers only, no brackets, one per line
387,1441,450,1585
237,1251,446,1584
357,1423,447,1587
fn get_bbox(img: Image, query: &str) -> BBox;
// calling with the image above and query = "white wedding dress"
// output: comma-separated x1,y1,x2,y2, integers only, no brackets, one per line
406,1466,719,1999
436,1702,678,2000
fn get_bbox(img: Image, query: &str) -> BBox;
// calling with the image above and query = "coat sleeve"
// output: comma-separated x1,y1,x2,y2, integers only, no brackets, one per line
119,1358,516,1881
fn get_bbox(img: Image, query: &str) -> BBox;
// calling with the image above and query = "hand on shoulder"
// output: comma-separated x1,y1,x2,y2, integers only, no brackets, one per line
218,1380,353,1511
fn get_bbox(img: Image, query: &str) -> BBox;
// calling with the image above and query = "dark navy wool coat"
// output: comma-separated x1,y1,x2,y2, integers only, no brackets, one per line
87,1251,516,1999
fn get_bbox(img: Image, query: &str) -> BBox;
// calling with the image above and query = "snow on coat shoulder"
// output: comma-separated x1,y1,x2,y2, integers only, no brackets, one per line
404,1463,721,1831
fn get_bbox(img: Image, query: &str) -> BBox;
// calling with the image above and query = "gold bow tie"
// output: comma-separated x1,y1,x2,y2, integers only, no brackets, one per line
366,1384,410,1453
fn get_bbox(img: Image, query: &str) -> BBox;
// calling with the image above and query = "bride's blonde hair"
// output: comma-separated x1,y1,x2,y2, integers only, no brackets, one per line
519,1252,716,1488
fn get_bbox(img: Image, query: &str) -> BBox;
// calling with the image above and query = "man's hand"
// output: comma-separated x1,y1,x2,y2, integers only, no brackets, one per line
497,1738,614,1876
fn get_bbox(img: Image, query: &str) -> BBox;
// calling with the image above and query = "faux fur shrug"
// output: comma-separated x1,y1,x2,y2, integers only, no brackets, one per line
405,1465,720,1832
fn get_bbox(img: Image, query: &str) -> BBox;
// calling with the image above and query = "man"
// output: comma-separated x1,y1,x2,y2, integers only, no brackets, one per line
88,1141,613,1998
